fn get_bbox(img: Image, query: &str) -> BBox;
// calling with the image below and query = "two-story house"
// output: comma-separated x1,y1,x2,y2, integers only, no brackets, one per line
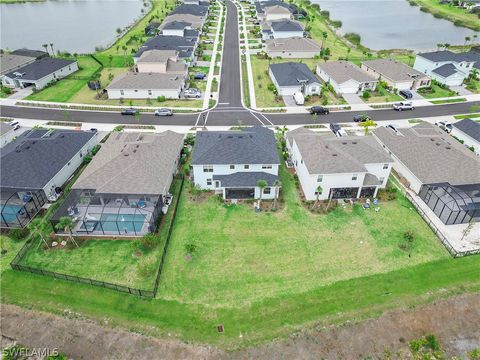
191,126,281,200
286,128,393,201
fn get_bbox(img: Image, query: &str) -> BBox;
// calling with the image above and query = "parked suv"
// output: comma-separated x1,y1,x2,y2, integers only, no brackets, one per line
435,121,453,133
184,88,202,98
399,89,413,99
393,101,414,111
154,108,173,116
310,106,329,115
353,114,370,123
121,108,138,116
193,72,206,80
329,123,347,137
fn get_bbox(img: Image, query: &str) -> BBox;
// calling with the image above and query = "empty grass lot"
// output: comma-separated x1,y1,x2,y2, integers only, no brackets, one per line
158,164,448,307
417,83,458,99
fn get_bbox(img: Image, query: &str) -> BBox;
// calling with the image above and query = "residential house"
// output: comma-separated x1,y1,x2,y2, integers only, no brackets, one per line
162,14,205,29
160,20,196,37
286,128,393,201
373,123,480,225
0,54,36,77
10,49,48,59
51,131,184,236
255,1,306,20
451,118,480,155
316,61,378,95
361,59,431,91
265,37,321,59
106,72,185,99
2,58,78,90
135,50,188,76
413,50,480,86
134,35,197,64
170,3,209,17
192,126,281,200
261,19,304,40
269,62,321,96
1,129,100,228
263,5,292,21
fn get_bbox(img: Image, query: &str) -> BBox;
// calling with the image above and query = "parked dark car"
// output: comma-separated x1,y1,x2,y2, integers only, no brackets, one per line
353,114,370,122
121,108,138,116
329,122,347,137
399,89,413,99
310,106,329,115
193,72,206,80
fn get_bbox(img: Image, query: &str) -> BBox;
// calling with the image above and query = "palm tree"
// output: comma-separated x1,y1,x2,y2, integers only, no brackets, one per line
346,48,351,61
311,185,322,209
42,44,49,56
257,179,268,208
464,36,471,47
273,179,281,210
49,43,55,57
436,43,442,51
55,216,79,247
321,31,328,49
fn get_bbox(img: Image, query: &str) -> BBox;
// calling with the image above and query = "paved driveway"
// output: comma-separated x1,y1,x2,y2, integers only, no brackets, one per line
8,87,34,100
450,85,473,96
410,90,425,100
283,95,298,107
342,93,364,105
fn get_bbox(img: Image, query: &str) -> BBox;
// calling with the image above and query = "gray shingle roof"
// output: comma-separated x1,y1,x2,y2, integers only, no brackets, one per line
170,4,208,16
373,123,480,186
213,172,278,187
73,131,184,195
1,129,96,190
5,58,76,81
431,63,459,78
135,35,196,59
162,20,192,30
269,62,319,87
453,118,480,142
317,61,377,84
192,126,280,165
271,20,303,32
0,54,35,75
418,50,479,64
288,129,392,174
107,72,184,90
11,49,48,59
362,59,429,82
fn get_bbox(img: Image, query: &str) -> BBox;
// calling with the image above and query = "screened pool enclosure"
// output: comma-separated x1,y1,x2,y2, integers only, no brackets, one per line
419,183,480,225
1,189,46,228
51,190,163,236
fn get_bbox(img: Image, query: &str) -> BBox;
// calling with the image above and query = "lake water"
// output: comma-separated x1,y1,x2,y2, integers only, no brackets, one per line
312,0,479,50
0,0,146,54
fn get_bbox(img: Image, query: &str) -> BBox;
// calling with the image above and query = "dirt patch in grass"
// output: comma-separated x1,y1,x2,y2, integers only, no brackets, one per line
2,293,479,359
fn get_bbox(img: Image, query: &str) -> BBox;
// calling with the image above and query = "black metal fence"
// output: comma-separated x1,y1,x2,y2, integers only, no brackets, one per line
10,176,185,298
404,192,480,258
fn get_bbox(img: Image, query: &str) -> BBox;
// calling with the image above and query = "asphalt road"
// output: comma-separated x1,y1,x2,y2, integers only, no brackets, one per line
0,0,479,127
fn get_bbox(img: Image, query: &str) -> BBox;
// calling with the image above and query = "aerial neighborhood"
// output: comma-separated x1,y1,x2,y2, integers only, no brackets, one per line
1,0,480,357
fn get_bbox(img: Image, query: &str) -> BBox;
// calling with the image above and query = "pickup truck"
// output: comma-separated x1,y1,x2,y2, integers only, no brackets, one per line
393,101,414,111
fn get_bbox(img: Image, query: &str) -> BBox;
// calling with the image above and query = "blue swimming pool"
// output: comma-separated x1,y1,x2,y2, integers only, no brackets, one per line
1,204,24,224
100,213,146,233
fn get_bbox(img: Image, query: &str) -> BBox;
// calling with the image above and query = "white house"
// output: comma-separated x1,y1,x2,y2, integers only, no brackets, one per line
269,62,321,96
413,50,479,86
361,59,430,91
106,72,185,99
316,61,378,95
262,20,304,40
373,123,480,225
191,126,281,200
451,118,480,155
2,58,78,90
0,129,100,228
160,20,193,37
286,128,393,201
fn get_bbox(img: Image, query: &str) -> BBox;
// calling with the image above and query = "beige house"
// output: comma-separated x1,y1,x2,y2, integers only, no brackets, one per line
162,13,205,29
361,59,431,91
265,37,321,59
136,50,188,76
264,5,292,21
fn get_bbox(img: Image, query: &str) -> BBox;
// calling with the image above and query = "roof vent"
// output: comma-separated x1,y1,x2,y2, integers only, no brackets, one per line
123,152,129,156
352,141,357,144
342,142,347,145
445,146,451,150
332,153,337,157
435,142,441,146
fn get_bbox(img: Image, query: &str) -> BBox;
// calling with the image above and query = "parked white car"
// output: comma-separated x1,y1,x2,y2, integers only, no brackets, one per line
393,101,414,111
435,121,453,133
184,88,202,99
293,92,305,105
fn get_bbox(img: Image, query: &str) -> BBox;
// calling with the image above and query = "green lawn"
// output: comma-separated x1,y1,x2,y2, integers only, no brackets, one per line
26,56,101,102
430,97,467,104
14,178,183,290
410,0,480,31
365,83,403,103
417,83,458,99
465,78,480,93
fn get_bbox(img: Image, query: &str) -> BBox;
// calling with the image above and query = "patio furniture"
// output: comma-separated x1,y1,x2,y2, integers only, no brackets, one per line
138,200,147,208
22,194,33,203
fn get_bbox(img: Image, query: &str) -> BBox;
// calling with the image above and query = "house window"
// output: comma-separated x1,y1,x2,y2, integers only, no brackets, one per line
206,179,212,186
134,89,138,92
244,164,249,169
230,165,235,169
352,174,358,181
317,175,323,182
315,189,322,195
203,165,213,172
263,187,271,195
383,164,389,170
120,90,124,95
148,90,152,95
262,165,272,169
